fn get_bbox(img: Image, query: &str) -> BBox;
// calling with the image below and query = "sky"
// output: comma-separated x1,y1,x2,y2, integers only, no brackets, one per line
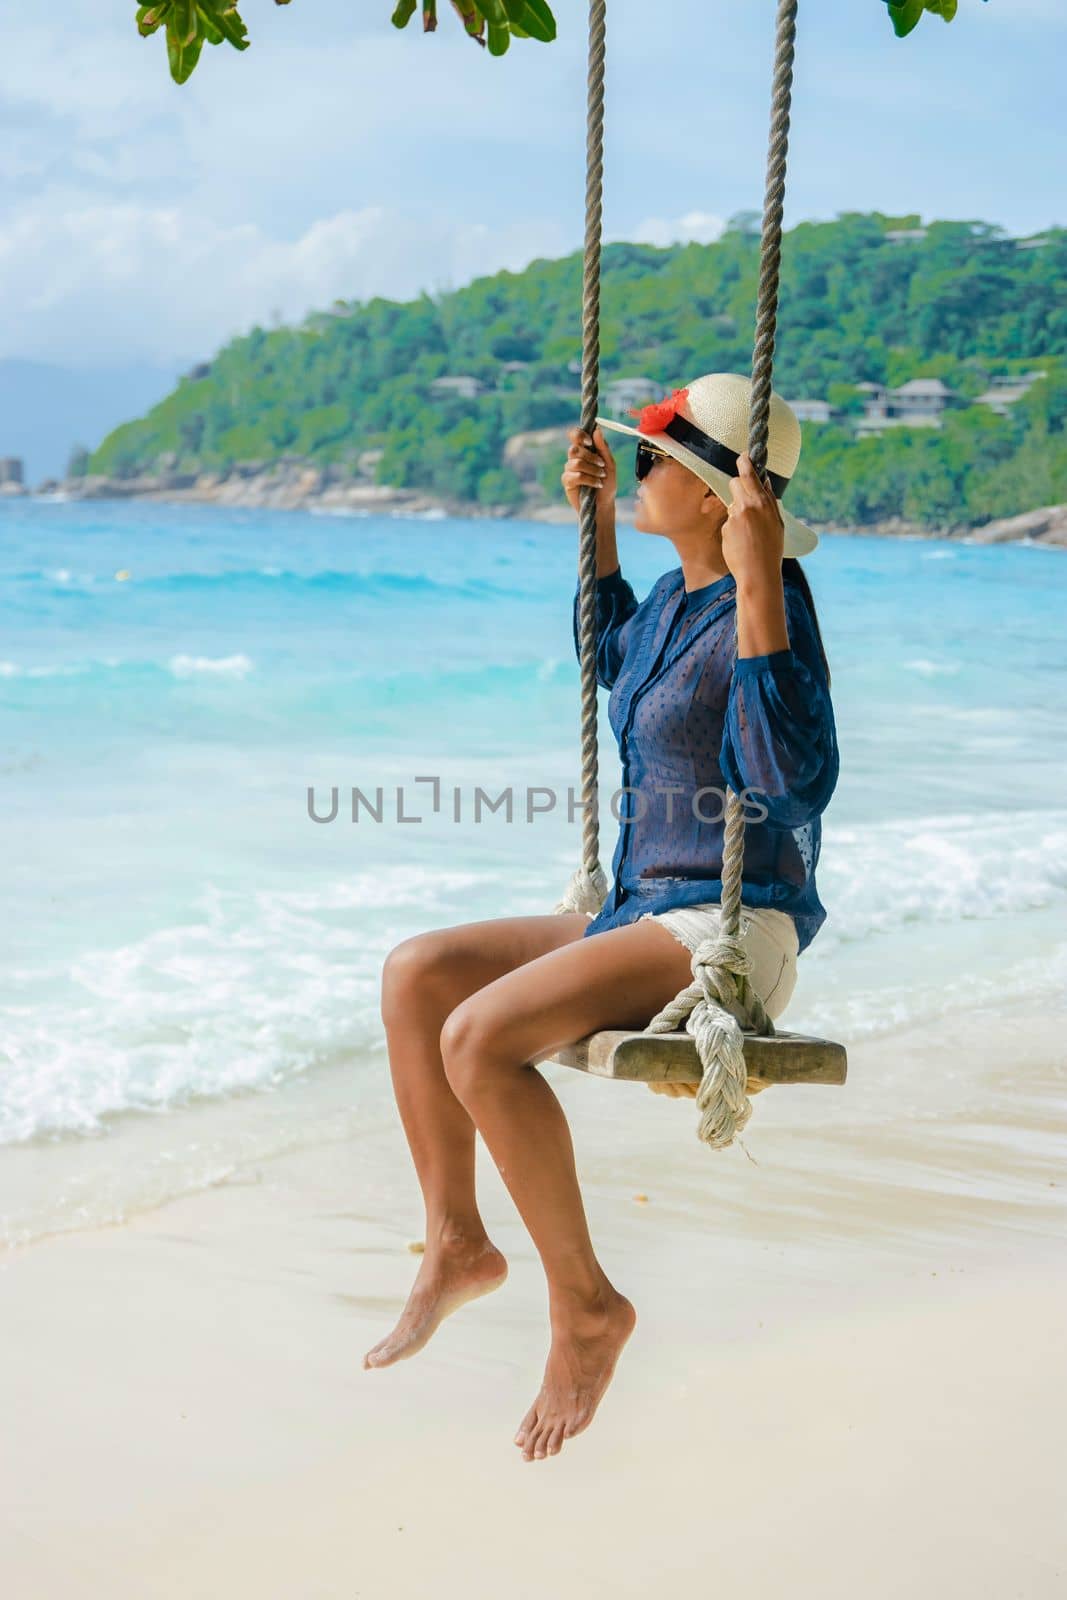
1,0,1064,375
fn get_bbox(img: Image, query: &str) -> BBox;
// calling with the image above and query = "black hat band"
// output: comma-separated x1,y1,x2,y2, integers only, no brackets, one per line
660,413,792,498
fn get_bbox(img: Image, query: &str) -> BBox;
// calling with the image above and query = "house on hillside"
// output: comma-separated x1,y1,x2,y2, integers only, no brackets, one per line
789,399,834,424
855,382,889,428
974,370,1047,417
430,375,484,400
855,378,957,435
891,378,956,420
885,227,928,244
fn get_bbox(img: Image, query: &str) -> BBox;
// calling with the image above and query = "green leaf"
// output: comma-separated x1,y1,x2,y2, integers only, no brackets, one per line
450,2,485,39
172,0,198,45
486,20,510,54
166,20,204,81
197,2,249,50
886,0,982,34
514,0,555,43
887,0,924,37
137,4,171,36
391,0,418,27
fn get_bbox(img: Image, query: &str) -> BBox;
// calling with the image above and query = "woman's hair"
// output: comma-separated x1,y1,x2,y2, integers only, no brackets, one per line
782,557,831,689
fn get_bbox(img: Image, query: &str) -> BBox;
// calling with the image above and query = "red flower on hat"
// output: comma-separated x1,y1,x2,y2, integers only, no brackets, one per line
628,386,690,434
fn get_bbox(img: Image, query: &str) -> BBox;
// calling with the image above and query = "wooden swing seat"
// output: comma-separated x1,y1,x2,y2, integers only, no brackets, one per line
549,1028,847,1093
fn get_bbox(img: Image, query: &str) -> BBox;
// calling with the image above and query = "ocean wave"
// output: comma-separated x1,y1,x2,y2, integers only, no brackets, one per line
820,808,1067,945
793,939,1067,1049
0,908,378,1147
903,657,961,677
129,568,527,600
9,568,113,589
0,649,565,693
168,653,254,678
0,861,553,1147
0,654,256,683
0,660,80,679
6,566,528,601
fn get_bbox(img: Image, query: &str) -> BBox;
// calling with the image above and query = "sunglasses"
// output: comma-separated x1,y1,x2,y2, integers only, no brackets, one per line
635,441,671,482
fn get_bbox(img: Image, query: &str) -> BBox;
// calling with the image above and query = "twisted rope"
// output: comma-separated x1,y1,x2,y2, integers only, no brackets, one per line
719,0,800,968
556,0,800,1154
554,0,608,917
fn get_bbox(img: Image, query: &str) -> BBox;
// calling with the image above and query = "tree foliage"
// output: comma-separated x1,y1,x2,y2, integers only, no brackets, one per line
135,1,982,84
886,1,988,39
90,213,1065,529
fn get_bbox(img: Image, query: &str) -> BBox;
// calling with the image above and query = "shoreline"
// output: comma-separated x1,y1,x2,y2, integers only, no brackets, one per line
5,994,1065,1257
7,474,1067,546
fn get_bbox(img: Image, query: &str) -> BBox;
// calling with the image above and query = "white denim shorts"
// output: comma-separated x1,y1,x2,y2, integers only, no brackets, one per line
587,901,800,1022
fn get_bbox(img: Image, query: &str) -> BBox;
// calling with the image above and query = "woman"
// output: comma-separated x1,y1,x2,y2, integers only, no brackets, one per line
365,372,839,1466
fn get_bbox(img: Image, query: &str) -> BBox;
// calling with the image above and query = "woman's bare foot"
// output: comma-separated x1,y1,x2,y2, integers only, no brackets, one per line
513,1284,637,1461
363,1232,509,1370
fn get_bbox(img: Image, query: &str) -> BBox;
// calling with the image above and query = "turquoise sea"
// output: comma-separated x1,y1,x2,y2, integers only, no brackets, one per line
2,497,1066,1241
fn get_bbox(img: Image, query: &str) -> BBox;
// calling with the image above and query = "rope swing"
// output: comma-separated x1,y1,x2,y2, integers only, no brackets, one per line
554,0,814,1152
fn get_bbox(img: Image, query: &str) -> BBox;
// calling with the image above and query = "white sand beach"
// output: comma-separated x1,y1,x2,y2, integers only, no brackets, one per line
2,1002,1065,1599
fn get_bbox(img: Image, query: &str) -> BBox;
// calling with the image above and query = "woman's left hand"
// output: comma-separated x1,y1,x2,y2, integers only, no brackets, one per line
721,451,785,590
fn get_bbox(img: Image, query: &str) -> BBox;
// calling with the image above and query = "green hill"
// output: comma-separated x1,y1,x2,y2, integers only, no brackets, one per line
90,212,1067,530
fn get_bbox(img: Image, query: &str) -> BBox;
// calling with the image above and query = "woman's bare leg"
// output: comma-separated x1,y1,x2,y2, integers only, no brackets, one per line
363,911,593,1370
437,918,697,1461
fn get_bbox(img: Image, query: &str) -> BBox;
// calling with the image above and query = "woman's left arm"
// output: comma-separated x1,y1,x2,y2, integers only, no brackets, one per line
718,454,839,828
720,590,839,828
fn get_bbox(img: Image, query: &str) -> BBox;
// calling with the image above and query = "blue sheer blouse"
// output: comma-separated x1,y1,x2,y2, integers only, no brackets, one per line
572,564,839,954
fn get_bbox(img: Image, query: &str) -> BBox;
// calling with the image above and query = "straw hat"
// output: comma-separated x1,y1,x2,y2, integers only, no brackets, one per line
598,371,819,558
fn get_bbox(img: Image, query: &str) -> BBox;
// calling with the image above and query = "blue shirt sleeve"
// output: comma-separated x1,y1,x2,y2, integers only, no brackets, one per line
572,566,640,691
719,582,840,829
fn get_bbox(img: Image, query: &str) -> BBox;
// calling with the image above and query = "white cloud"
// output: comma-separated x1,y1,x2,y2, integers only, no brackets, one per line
624,211,727,250
1,0,1062,371
0,201,571,366
4,10,165,137
1,5,579,230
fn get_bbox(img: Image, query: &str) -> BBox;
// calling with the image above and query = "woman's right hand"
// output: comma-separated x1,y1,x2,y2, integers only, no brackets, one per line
561,424,617,518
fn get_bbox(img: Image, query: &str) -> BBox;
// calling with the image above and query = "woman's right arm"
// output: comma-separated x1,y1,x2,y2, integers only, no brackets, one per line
563,425,638,689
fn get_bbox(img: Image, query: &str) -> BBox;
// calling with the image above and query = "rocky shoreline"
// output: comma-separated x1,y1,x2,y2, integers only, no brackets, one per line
816,504,1067,547
7,466,1067,547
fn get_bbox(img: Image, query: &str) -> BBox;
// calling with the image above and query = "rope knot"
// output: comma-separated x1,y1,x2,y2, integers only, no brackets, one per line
553,861,609,918
690,932,752,1007
643,927,774,1151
